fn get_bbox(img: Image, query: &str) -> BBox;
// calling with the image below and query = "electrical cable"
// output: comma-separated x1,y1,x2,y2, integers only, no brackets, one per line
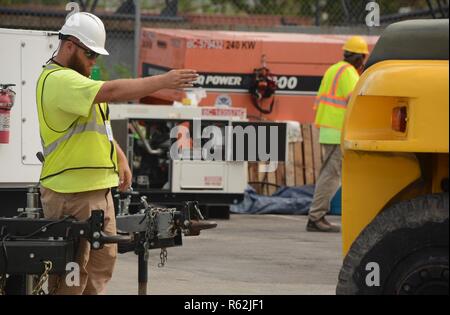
0,230,10,282
8,216,74,240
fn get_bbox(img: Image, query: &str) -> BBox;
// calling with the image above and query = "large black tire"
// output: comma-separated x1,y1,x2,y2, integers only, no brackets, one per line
337,193,449,295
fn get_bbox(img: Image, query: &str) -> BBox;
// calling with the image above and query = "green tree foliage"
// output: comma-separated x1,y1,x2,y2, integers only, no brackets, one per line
174,0,429,18
0,0,64,5
176,0,308,15
96,56,132,81
0,0,432,20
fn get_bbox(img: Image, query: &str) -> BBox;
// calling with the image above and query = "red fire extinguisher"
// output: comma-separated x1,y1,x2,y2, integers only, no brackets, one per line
0,84,16,144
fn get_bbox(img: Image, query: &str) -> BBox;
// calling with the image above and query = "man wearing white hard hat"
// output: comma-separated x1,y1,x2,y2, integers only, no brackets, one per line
36,12,198,294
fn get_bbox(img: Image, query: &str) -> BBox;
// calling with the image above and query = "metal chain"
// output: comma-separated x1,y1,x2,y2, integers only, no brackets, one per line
140,197,173,268
158,248,168,268
0,274,6,295
143,208,157,261
32,261,52,295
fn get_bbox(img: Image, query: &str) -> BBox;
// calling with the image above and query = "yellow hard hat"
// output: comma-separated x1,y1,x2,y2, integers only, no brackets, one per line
343,36,369,55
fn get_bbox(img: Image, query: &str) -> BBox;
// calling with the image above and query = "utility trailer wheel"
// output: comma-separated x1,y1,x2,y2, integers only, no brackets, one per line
337,193,449,295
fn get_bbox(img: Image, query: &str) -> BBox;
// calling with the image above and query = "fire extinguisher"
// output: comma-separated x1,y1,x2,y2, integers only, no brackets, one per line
0,84,16,144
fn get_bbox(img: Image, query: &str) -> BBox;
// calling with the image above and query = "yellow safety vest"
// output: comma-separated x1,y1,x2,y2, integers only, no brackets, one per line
36,64,118,190
314,61,359,130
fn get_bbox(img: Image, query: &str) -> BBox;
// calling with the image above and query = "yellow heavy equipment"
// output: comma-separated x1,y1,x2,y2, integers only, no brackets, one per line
337,19,449,295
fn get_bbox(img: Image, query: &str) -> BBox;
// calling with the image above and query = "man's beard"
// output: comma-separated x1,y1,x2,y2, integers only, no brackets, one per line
67,52,89,77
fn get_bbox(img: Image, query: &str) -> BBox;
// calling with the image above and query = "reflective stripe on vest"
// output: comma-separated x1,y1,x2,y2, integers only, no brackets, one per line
37,64,117,182
314,62,354,130
43,105,108,156
315,95,348,108
330,64,351,96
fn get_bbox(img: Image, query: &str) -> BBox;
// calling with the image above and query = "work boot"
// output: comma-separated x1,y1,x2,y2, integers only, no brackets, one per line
306,217,340,233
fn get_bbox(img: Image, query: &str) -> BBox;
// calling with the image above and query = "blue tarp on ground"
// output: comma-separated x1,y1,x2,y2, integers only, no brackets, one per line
230,185,315,215
230,185,342,215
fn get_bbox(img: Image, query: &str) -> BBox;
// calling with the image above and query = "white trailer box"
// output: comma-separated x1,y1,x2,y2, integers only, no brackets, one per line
0,28,59,188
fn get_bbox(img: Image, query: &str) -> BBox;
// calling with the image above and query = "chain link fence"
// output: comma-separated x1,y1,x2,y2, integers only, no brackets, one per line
1,0,448,78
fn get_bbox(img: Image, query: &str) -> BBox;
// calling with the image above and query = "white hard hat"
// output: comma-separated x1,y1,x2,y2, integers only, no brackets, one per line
59,12,109,55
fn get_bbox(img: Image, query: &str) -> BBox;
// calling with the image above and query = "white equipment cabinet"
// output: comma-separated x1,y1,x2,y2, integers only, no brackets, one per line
0,28,59,187
109,104,287,219
109,104,249,196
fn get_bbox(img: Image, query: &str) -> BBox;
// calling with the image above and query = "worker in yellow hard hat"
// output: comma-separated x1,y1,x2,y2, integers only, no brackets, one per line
306,36,369,232
342,35,369,73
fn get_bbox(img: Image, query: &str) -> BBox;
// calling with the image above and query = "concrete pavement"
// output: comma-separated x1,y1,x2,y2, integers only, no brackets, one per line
108,214,342,295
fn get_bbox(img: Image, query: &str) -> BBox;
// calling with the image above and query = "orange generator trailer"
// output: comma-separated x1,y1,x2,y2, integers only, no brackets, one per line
139,29,378,123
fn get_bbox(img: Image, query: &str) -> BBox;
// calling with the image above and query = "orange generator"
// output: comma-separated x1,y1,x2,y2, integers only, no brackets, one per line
139,29,378,123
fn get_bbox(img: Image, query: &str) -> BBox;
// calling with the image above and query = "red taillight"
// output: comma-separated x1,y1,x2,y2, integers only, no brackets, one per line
392,106,407,132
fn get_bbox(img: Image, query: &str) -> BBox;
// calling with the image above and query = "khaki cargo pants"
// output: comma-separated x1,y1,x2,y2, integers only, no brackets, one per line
40,187,117,295
308,144,342,222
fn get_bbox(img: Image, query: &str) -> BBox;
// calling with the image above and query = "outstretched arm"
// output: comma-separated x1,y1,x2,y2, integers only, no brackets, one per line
94,69,198,103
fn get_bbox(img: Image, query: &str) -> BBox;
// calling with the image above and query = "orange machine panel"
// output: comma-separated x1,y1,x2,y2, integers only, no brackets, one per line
139,29,378,123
